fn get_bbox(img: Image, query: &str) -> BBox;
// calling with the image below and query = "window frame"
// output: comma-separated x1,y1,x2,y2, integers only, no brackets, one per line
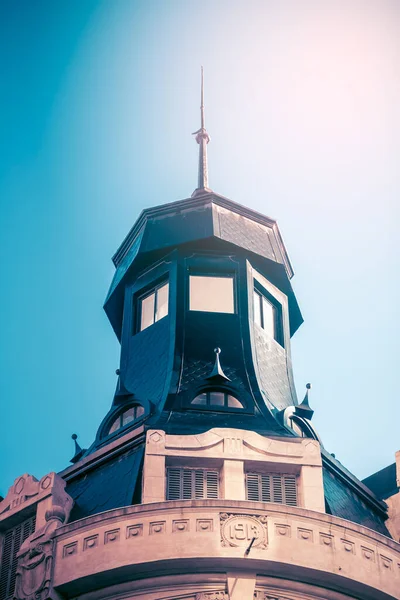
135,279,169,333
189,389,246,412
253,282,283,346
166,466,219,501
188,272,237,315
106,404,145,437
245,472,298,506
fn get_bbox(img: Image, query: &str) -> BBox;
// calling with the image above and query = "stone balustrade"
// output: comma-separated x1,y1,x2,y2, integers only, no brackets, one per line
52,500,400,600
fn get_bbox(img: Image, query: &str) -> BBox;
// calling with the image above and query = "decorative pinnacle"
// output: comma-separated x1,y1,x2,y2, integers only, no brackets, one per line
295,383,314,420
192,66,212,197
206,347,230,382
70,433,86,464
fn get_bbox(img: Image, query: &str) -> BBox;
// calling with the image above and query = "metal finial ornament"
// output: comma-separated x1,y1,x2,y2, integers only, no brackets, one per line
70,433,86,464
192,66,212,197
206,347,230,382
295,383,314,420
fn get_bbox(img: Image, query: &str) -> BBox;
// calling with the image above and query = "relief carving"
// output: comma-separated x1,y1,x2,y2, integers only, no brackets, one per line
13,474,73,600
220,513,268,549
0,472,73,524
15,504,71,600
0,474,49,519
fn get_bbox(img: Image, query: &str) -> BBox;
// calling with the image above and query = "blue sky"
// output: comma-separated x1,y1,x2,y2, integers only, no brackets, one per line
0,0,399,496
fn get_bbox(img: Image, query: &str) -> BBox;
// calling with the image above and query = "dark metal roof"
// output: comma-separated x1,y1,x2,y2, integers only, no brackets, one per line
112,192,291,274
66,445,144,522
362,463,398,501
158,410,293,437
323,466,390,537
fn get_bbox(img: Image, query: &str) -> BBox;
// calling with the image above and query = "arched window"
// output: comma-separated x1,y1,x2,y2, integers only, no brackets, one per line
190,391,244,409
108,405,145,435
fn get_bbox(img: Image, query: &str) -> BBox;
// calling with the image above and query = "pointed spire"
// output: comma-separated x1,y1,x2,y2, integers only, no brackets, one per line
70,433,86,464
114,368,132,403
295,383,314,420
192,66,212,197
206,347,230,382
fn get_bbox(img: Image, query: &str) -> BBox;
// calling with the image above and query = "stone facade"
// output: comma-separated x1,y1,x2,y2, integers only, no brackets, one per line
1,432,399,599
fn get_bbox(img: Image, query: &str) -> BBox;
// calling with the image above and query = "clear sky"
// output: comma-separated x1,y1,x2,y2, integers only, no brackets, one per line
0,0,399,497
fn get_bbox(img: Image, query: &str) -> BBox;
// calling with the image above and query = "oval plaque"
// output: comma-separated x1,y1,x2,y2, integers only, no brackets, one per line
220,514,267,549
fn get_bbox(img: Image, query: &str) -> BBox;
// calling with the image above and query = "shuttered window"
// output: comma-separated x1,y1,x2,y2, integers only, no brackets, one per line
246,473,298,506
166,468,219,500
0,515,36,600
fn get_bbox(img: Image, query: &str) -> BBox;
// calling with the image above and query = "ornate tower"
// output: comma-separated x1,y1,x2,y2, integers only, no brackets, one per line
0,73,399,600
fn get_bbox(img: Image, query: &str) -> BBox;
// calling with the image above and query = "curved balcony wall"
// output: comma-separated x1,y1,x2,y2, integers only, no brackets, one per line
53,500,400,600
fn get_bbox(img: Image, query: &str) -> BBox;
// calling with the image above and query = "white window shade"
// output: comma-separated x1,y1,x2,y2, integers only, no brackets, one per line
189,275,234,313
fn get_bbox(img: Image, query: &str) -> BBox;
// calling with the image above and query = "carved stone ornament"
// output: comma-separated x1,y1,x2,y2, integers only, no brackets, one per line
0,472,72,524
220,513,268,549
196,593,229,600
12,473,73,600
15,505,70,600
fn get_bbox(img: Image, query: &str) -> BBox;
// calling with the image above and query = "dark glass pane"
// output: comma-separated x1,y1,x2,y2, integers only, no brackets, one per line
109,417,120,434
136,405,145,418
227,395,244,408
140,293,155,331
191,393,207,405
122,408,135,426
209,392,224,406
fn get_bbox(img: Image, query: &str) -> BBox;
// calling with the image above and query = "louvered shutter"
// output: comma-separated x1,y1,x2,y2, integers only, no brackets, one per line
182,469,193,499
166,468,219,500
246,473,297,507
194,470,204,499
166,467,182,500
272,475,283,503
283,475,297,506
261,474,271,502
0,515,35,600
246,473,260,501
205,470,219,498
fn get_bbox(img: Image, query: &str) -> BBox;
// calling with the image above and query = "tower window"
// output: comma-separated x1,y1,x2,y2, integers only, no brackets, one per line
191,391,244,409
189,275,234,313
246,472,298,506
108,405,145,435
139,281,169,332
253,289,278,340
166,467,219,500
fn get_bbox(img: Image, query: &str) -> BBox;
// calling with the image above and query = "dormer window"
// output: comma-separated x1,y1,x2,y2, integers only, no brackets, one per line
108,405,145,435
253,288,277,337
139,281,169,331
190,390,244,410
189,275,234,313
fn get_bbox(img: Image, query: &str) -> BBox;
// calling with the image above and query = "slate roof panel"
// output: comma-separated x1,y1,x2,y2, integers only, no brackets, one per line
66,446,144,522
323,466,391,537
